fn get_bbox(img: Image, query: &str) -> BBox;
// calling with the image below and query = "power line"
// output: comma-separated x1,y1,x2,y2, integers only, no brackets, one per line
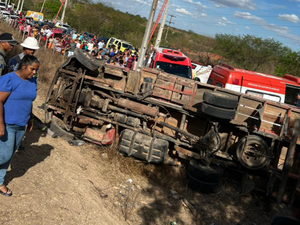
130,0,146,14
175,19,300,27
165,14,175,41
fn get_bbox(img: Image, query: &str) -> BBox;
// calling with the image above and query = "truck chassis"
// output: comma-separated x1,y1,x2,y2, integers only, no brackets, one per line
45,49,300,203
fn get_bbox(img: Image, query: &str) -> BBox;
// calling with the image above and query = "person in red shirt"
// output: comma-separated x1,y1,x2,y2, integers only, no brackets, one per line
126,53,135,69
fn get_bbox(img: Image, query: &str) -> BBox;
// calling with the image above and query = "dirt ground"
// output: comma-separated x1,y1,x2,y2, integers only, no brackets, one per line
0,79,289,225
0,23,297,225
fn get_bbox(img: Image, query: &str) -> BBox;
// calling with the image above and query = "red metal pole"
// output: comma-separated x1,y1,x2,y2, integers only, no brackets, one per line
53,0,65,23
147,0,168,45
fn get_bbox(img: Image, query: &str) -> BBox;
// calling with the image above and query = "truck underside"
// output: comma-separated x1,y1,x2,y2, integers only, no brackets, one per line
45,49,300,203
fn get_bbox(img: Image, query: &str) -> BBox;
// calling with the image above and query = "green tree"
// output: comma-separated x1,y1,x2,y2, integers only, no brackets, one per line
213,34,289,72
23,0,34,11
276,51,300,77
42,0,61,20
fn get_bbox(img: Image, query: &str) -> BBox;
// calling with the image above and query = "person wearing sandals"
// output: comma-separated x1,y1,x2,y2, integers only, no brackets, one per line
0,55,39,196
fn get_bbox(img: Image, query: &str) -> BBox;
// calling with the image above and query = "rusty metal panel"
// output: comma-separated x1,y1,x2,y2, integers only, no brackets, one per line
83,127,115,145
152,87,173,100
140,69,158,82
103,65,124,77
125,70,141,95
117,98,159,116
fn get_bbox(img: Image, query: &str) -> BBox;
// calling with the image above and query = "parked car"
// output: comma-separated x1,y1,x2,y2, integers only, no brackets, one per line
0,2,6,10
55,21,70,30
191,62,212,83
106,37,136,53
6,14,18,24
0,10,10,20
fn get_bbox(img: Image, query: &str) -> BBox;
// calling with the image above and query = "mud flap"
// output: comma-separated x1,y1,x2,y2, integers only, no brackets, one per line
118,129,169,164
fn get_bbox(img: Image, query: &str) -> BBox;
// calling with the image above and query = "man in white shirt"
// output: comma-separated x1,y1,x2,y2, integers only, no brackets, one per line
98,39,105,50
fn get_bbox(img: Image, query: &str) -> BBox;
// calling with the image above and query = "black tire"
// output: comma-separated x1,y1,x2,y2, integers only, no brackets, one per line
74,48,104,71
187,159,224,182
203,91,238,109
187,173,221,193
200,102,236,119
187,159,224,193
236,135,270,170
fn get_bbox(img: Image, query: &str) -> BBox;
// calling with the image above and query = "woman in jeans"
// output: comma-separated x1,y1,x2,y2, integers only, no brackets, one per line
0,55,39,196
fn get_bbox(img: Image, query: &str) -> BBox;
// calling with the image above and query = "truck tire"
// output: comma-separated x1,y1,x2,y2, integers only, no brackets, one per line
200,102,236,120
236,135,270,170
187,159,224,193
203,91,238,109
187,159,224,182
74,49,104,71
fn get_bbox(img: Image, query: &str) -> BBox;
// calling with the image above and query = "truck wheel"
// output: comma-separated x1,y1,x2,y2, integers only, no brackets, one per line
74,49,104,71
188,159,224,182
203,91,238,109
236,135,270,170
187,159,224,193
200,102,236,120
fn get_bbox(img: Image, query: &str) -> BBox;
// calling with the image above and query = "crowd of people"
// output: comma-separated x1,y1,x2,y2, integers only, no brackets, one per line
0,4,156,196
0,11,145,196
4,12,142,70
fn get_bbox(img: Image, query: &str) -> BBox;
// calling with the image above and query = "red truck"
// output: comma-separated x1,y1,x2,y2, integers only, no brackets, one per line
208,63,300,104
148,47,193,79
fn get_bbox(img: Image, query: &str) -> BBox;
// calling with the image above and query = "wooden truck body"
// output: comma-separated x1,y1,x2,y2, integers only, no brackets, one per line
45,49,300,203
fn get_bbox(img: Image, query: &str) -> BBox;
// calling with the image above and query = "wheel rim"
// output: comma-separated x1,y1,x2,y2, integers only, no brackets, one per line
237,139,269,170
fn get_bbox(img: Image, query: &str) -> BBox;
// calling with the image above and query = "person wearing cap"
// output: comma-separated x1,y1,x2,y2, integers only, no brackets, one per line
0,33,18,76
8,37,39,72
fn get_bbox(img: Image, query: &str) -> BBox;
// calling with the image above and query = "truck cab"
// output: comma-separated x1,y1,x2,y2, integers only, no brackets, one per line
148,47,192,79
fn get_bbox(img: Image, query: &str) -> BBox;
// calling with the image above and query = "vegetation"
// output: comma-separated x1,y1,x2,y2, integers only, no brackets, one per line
28,0,300,76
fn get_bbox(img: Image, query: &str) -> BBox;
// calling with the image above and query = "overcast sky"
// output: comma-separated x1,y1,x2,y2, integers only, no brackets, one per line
96,0,300,51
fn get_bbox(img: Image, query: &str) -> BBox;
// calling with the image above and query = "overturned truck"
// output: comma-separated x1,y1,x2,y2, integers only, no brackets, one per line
45,49,300,203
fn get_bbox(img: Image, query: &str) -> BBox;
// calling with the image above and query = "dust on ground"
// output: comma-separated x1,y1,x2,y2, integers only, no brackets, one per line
0,75,282,225
0,23,293,225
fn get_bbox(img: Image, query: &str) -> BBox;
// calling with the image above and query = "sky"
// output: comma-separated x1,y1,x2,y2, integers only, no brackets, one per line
96,0,300,51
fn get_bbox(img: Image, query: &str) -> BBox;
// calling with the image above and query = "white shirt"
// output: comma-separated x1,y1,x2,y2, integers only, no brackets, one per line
87,43,94,51
98,42,105,49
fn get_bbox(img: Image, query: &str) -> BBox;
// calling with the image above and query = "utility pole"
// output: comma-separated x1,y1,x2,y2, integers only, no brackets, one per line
61,0,67,23
165,14,175,41
155,0,170,48
16,0,21,12
20,0,24,14
136,0,158,71
40,0,46,13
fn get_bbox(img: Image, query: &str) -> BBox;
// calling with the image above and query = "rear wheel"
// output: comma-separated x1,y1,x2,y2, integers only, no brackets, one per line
236,135,270,170
187,159,224,193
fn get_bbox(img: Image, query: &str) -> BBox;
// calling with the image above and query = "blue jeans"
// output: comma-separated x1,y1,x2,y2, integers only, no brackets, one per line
0,124,25,185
